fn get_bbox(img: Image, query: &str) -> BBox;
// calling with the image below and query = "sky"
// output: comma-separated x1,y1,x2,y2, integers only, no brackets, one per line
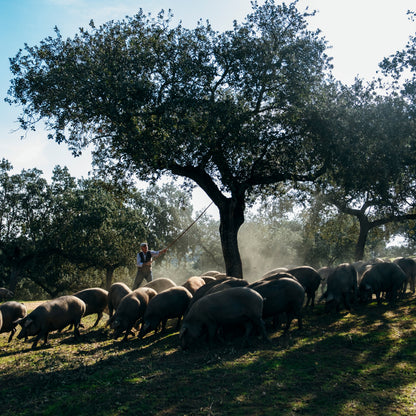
0,0,415,215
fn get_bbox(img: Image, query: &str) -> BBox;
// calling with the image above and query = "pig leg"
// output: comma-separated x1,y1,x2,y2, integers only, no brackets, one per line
252,317,270,342
207,323,218,348
31,335,41,349
8,327,16,343
123,327,134,341
92,312,102,328
73,323,81,338
296,313,303,330
283,313,294,334
241,321,254,347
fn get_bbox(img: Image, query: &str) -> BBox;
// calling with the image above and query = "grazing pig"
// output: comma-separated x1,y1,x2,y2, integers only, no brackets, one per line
201,276,216,284
107,282,132,320
204,278,248,295
213,273,228,279
353,258,385,283
185,277,246,315
249,277,305,333
0,301,27,342
181,276,206,295
317,266,334,296
16,295,86,349
180,287,269,349
201,270,222,277
144,277,176,293
73,287,109,327
393,257,416,293
261,267,288,280
138,286,193,338
359,262,407,305
110,287,157,340
260,271,299,283
286,266,322,308
322,263,357,313
0,287,14,301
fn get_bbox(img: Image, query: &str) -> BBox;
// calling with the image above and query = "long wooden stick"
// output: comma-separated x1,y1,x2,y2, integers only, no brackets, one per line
166,202,214,250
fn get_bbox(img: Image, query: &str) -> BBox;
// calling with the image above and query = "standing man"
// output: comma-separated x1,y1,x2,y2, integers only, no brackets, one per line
133,242,168,289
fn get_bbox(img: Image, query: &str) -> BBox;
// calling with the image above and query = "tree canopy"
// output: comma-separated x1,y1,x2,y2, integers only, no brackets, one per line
7,1,350,277
0,160,201,295
308,80,416,261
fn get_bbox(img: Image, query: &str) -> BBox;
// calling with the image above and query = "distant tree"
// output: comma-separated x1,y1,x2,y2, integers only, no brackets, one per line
185,215,224,274
139,183,194,256
0,161,193,294
48,177,192,289
303,80,416,261
0,161,52,292
7,1,335,278
52,177,146,289
299,193,389,266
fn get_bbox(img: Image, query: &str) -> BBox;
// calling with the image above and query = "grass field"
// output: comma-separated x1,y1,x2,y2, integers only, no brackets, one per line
1,296,416,416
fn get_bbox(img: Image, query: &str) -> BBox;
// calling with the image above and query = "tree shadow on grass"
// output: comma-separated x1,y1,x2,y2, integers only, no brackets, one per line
1,296,416,415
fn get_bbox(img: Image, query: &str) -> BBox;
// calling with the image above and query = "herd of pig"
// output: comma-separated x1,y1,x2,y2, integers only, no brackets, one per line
0,256,414,350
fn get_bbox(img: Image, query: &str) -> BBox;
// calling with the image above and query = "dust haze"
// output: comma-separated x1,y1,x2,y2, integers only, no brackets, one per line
238,222,303,283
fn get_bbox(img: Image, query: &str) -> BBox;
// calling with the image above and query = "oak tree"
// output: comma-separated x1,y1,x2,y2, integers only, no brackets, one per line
7,1,334,277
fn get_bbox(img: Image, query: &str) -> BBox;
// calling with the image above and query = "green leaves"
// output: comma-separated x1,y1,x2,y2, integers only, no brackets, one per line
7,1,332,196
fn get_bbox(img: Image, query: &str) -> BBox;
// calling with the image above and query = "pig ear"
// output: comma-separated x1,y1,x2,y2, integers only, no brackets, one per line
365,284,371,291
179,326,187,337
326,293,334,302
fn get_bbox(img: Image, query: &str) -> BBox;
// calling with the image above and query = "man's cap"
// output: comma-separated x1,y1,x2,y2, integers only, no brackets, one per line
140,242,148,247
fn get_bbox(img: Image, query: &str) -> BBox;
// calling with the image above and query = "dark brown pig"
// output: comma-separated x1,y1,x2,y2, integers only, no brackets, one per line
261,267,288,280
317,266,335,296
0,301,27,342
322,263,357,313
286,266,322,308
201,276,216,284
359,262,407,305
201,270,222,278
73,287,108,327
181,276,206,295
185,277,246,315
16,295,86,349
204,278,248,295
393,257,416,293
107,282,132,321
144,277,176,293
110,287,157,340
180,287,269,349
138,286,193,338
260,271,299,283
249,277,305,332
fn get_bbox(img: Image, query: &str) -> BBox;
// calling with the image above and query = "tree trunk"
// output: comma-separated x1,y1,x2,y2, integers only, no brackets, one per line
8,264,22,293
105,266,115,290
218,198,245,279
354,220,370,261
